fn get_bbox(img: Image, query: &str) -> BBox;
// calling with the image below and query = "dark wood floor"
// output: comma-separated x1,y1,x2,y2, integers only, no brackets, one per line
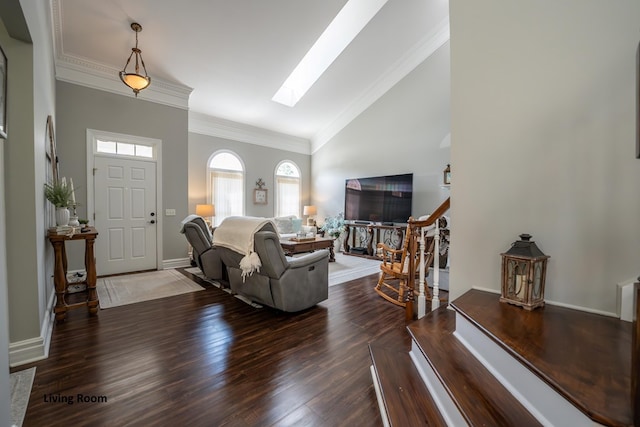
14,270,411,427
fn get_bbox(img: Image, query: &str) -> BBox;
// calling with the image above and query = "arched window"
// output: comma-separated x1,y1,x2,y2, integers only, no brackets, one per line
208,151,245,226
275,161,301,217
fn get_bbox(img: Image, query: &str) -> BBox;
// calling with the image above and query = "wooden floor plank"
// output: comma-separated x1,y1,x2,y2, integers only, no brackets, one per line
14,270,409,427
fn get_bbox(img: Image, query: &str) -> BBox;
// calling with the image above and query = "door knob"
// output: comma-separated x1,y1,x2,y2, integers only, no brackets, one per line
150,212,155,216
149,220,156,224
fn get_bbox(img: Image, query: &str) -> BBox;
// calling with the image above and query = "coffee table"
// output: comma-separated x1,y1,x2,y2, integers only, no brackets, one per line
280,236,335,262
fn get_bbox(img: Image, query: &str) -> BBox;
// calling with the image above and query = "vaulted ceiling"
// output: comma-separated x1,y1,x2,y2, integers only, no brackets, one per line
52,0,449,149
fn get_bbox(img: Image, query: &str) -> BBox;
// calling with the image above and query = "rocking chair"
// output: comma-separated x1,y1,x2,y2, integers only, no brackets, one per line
374,220,436,307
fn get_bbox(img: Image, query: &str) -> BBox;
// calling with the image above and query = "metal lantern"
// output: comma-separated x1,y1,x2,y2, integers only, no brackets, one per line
500,234,549,310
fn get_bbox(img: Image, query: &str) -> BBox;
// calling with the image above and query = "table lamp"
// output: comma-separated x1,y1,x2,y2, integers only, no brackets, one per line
303,205,317,226
196,204,215,226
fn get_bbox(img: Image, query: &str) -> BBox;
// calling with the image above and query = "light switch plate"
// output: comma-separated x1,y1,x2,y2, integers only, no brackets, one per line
165,209,176,216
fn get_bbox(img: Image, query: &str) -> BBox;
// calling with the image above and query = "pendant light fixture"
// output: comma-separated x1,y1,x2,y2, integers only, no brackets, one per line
119,22,151,96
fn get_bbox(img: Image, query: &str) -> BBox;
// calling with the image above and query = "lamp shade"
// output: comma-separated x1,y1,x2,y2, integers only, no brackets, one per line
196,204,215,217
303,205,317,216
120,73,151,92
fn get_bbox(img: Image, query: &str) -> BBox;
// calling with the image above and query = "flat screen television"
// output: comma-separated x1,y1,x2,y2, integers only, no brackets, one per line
344,173,413,224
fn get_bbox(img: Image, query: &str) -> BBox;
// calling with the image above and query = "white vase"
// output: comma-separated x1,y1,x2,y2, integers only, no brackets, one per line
55,207,70,226
334,235,343,252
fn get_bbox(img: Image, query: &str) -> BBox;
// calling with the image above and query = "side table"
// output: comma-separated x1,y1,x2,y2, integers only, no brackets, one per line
47,226,99,322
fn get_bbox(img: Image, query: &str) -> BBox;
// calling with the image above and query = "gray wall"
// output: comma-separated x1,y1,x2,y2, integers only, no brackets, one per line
56,81,189,263
312,41,451,224
3,0,55,353
188,131,311,233
449,0,640,314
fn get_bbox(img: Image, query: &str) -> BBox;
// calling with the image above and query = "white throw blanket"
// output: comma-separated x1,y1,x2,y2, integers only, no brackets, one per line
180,214,213,241
213,216,276,280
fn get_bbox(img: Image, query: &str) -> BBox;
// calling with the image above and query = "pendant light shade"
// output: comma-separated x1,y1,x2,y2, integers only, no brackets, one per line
119,22,151,96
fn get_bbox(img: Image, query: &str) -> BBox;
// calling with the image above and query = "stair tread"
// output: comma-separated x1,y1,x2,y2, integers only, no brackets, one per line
369,344,447,427
451,290,632,427
408,306,543,427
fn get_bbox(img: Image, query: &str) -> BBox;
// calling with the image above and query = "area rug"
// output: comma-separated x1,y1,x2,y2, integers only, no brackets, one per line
328,252,380,286
10,367,35,427
97,269,204,309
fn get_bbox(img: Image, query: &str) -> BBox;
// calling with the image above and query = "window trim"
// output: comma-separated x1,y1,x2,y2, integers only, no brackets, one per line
207,150,246,224
274,160,302,218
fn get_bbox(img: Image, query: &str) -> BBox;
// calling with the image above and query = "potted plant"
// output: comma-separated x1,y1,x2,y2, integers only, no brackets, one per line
44,181,73,226
320,213,346,251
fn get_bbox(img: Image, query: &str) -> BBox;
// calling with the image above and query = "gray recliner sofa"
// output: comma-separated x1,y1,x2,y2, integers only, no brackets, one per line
217,221,329,312
181,216,224,281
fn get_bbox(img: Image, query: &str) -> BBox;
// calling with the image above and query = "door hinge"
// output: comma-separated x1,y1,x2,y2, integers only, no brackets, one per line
93,168,97,176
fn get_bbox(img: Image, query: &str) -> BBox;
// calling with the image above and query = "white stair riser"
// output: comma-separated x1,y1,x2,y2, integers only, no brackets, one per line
409,342,469,427
454,313,602,427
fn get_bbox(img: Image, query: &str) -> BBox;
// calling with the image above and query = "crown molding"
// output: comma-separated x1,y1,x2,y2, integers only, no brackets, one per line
55,55,193,109
189,112,311,155
311,18,450,153
51,0,192,109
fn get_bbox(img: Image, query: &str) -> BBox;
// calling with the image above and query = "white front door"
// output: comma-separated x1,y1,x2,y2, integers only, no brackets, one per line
94,156,157,275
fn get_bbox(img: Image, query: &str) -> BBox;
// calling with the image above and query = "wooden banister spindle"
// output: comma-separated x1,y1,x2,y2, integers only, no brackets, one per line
404,226,417,322
404,197,450,322
432,218,440,312
633,280,640,427
417,224,427,319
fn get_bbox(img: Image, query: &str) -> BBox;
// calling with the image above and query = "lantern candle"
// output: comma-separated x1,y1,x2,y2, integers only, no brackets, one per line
69,178,76,205
500,234,550,310
515,274,527,299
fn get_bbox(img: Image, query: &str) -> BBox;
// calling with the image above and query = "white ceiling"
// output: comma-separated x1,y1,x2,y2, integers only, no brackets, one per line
52,0,449,150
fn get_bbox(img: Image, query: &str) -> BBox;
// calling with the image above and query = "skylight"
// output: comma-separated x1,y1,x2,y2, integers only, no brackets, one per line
272,0,389,107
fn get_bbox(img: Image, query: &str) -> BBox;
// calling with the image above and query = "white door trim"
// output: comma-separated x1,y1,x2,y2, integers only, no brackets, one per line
86,129,163,272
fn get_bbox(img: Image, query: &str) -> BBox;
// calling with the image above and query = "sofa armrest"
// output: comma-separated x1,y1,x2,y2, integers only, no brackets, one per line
287,250,329,269
199,248,223,280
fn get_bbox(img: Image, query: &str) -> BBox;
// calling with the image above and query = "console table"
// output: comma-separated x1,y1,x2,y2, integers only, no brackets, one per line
47,227,99,322
343,223,406,258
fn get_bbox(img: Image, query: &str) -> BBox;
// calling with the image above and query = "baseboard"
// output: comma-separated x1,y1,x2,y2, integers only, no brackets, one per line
9,288,55,367
471,286,618,318
163,258,190,269
617,277,637,322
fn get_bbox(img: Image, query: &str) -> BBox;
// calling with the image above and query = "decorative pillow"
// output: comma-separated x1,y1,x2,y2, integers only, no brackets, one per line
291,218,303,233
273,216,295,234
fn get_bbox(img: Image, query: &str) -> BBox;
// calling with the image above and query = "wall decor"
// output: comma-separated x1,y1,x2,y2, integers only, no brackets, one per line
46,115,59,182
254,188,268,205
0,44,6,139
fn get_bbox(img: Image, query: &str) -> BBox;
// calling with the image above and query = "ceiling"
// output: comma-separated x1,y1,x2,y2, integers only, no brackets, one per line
52,0,449,150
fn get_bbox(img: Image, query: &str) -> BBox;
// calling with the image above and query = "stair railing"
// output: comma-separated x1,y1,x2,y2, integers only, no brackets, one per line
404,197,450,322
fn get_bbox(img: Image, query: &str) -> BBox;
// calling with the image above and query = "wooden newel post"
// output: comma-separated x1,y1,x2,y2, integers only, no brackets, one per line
404,227,417,322
633,279,640,427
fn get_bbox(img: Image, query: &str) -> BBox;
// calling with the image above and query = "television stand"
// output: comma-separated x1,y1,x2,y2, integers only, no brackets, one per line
342,223,406,258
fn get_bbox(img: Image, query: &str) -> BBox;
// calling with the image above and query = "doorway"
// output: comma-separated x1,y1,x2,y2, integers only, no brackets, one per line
87,129,163,276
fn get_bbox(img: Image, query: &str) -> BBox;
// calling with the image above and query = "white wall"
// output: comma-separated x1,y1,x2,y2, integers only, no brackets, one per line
449,0,640,314
312,42,451,223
